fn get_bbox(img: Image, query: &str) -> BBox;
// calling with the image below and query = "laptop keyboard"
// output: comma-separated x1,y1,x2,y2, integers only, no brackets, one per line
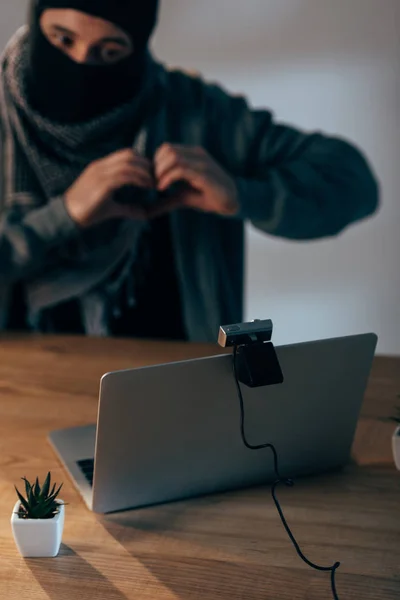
77,458,94,486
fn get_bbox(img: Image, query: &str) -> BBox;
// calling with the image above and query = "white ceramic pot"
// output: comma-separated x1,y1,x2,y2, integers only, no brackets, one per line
11,501,65,558
392,426,400,471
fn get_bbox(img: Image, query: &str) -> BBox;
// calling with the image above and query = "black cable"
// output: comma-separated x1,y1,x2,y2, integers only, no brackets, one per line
232,345,341,600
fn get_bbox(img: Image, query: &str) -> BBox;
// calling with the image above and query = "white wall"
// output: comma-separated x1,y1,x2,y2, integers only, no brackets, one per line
2,1,399,354
0,2,25,48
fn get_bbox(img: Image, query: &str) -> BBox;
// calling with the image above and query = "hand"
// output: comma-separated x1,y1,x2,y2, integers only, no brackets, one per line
64,149,155,228
151,144,239,218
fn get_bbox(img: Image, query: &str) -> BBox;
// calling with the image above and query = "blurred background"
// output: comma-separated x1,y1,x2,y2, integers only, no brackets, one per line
2,0,399,354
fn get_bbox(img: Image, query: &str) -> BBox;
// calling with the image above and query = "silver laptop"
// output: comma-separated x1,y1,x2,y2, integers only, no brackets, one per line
48,333,377,514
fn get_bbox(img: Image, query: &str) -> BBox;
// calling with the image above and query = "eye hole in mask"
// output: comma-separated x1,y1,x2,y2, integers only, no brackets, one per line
44,27,133,66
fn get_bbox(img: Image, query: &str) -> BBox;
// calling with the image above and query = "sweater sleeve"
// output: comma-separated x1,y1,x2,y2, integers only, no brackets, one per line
0,195,79,283
204,82,380,239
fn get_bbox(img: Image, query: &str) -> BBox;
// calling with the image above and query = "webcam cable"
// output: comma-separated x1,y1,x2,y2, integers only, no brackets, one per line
233,345,341,600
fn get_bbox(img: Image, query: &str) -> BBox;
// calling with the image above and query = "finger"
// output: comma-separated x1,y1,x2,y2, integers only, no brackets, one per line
127,153,153,170
154,143,179,166
157,165,204,193
155,143,206,164
154,150,182,183
156,159,207,190
110,164,155,188
155,149,206,187
113,163,155,182
154,145,207,180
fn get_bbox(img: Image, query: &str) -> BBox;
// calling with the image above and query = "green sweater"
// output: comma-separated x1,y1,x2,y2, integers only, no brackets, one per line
0,66,379,341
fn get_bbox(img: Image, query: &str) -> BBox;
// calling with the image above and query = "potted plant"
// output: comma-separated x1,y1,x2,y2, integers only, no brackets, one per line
391,405,400,471
11,472,65,557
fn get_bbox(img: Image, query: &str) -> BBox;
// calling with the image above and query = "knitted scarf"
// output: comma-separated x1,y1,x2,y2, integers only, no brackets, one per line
0,27,167,334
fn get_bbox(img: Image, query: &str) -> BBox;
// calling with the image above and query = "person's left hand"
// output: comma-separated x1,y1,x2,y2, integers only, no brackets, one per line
151,144,239,218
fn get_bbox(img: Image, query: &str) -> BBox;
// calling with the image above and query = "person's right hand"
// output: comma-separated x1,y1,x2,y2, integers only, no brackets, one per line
64,149,155,228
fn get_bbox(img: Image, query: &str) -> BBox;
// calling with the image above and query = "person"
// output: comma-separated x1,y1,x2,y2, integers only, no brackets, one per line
0,0,379,342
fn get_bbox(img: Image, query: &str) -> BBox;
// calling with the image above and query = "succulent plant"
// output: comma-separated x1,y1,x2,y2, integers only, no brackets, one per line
15,472,64,520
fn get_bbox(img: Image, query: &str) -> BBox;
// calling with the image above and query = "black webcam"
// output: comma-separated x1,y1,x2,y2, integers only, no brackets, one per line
218,319,273,348
218,319,283,388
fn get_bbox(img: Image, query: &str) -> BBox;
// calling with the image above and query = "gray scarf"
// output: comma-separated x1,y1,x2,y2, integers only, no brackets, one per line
0,27,167,335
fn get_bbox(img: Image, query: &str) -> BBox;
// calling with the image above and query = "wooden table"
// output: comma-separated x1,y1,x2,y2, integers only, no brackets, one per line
0,336,399,600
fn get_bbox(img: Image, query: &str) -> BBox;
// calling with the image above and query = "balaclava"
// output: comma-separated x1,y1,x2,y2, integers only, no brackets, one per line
27,0,160,123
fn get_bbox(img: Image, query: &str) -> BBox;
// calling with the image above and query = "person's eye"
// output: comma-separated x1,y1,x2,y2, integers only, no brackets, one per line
51,33,74,48
98,45,128,65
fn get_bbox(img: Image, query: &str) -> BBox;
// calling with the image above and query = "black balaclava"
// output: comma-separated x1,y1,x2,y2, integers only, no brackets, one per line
27,0,160,123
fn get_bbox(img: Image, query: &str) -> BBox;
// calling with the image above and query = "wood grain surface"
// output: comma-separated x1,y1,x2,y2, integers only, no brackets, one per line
0,335,399,599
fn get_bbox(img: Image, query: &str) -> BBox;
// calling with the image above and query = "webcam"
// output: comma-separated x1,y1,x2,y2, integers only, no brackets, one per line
218,319,283,388
218,319,273,348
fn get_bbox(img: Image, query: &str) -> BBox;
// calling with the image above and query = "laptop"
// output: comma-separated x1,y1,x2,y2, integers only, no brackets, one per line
48,333,377,514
